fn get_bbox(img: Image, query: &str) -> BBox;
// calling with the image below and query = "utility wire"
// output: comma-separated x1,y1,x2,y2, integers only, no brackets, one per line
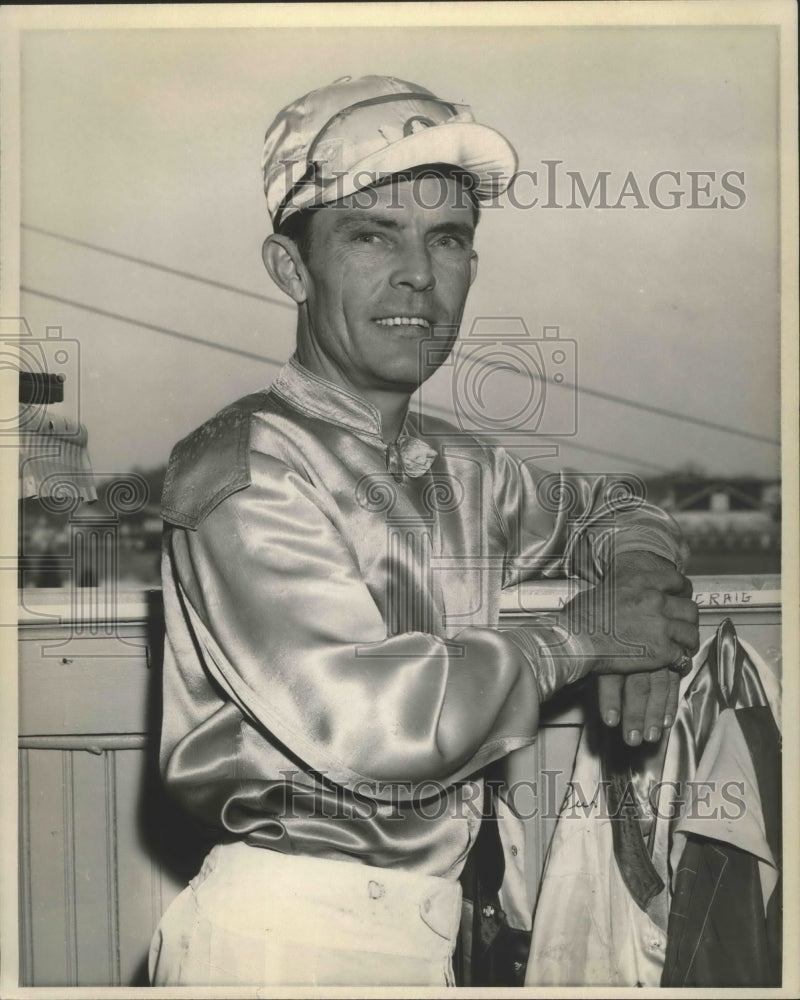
21,287,283,365
21,285,668,471
550,379,779,446
421,414,671,470
20,224,780,445
493,436,670,472
21,223,294,311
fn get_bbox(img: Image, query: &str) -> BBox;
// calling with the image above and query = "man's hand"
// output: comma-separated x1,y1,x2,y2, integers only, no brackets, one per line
597,669,681,747
556,551,699,744
558,551,700,674
589,552,699,746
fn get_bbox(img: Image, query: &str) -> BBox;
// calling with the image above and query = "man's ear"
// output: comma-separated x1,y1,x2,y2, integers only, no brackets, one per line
469,250,478,286
262,234,308,304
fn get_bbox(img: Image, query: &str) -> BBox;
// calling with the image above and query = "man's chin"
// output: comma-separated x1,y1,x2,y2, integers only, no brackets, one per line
366,345,453,392
358,351,428,390
371,369,425,394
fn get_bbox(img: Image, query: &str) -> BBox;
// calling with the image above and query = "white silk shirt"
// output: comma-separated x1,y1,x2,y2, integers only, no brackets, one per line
159,356,686,880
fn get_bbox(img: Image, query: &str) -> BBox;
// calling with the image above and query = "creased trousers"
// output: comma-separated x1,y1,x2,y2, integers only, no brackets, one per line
149,841,462,987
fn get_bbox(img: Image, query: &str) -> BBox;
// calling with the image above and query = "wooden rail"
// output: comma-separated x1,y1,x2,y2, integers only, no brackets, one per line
16,578,782,986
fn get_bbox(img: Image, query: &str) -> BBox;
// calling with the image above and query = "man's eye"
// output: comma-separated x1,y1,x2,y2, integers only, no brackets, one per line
354,232,384,245
433,235,464,249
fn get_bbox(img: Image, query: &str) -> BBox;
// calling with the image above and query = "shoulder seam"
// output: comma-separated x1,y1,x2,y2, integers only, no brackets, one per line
161,391,271,529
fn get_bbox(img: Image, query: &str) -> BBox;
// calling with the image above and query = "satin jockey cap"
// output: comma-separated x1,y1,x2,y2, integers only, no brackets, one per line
261,74,518,229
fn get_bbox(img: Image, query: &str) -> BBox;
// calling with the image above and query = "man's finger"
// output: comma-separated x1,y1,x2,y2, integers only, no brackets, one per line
667,619,701,655
663,669,680,727
664,573,693,598
623,566,688,594
642,669,670,742
597,674,624,727
621,672,651,746
663,594,700,624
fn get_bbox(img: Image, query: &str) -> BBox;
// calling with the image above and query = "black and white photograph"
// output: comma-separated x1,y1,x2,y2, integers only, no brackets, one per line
1,2,797,994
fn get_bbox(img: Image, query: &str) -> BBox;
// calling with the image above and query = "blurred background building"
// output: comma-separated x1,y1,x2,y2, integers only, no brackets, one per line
20,464,781,589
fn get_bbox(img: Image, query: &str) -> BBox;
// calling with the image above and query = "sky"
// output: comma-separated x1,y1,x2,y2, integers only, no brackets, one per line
15,22,782,480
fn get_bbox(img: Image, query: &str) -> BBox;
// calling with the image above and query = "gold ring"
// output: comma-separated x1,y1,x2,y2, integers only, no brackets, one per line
668,651,693,677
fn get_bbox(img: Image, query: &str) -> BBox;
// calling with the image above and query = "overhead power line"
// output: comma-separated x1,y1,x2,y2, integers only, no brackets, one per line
413,400,670,469
23,223,780,446
21,259,778,448
21,223,294,311
21,287,286,365
20,224,780,446
500,437,670,471
21,285,668,471
551,379,779,446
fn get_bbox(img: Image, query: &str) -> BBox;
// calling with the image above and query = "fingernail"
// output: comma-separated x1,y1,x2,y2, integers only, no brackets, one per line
646,726,661,742
663,714,674,727
604,710,620,726
627,730,642,746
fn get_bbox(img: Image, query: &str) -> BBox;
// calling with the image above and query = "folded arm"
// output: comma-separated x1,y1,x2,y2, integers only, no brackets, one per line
490,449,699,743
170,452,551,794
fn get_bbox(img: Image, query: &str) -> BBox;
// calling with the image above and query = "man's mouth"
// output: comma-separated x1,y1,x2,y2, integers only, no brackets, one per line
374,316,431,328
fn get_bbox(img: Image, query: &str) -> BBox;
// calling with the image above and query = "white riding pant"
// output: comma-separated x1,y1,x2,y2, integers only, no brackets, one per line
149,841,462,987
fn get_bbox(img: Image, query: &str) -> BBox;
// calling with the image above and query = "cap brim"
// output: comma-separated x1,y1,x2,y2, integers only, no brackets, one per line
286,121,518,217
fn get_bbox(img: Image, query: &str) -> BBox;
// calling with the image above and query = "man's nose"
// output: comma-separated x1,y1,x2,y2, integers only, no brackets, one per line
390,243,436,292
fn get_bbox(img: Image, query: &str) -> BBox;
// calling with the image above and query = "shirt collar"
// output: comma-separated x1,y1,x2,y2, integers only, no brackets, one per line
272,355,407,443
271,357,438,480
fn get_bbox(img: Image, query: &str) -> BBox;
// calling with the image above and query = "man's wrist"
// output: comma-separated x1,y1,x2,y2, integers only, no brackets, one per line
611,550,677,573
504,623,593,703
608,543,687,576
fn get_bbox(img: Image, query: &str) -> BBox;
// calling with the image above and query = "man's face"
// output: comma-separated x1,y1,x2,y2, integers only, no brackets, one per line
295,176,478,395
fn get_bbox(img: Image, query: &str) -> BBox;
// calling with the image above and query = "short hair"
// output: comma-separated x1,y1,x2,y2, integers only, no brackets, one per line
275,164,481,262
276,207,320,262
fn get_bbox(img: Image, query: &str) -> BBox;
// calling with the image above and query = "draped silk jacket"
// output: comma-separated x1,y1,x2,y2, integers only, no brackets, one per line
159,357,686,887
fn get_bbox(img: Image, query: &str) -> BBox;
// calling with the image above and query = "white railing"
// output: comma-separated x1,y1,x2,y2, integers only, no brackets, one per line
16,576,782,986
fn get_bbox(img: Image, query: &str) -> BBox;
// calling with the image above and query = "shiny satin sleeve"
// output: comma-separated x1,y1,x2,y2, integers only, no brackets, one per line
489,448,689,587
168,451,541,796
